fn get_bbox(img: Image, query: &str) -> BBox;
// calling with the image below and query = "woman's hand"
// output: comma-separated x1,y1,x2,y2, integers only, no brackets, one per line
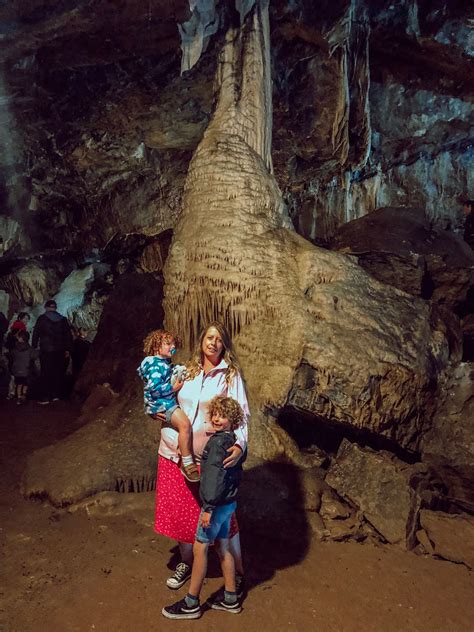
223,444,243,468
172,380,184,393
200,511,212,528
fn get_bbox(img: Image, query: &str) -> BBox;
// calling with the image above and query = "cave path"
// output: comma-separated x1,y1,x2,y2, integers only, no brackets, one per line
1,399,474,632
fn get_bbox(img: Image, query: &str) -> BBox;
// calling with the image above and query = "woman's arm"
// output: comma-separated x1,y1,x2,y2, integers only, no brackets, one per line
227,372,249,452
223,372,249,467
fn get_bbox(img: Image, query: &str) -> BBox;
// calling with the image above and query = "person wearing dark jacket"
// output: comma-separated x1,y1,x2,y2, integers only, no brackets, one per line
32,299,72,404
163,396,246,620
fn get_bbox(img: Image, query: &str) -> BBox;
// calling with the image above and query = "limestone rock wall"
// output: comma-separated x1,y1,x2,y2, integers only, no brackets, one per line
0,0,472,270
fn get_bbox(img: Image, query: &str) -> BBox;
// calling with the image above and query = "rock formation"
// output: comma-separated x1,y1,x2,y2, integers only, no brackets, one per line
1,0,472,570
164,1,451,461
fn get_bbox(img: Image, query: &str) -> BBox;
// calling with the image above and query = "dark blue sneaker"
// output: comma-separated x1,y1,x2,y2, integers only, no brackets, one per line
210,574,246,603
162,597,201,620
208,595,242,614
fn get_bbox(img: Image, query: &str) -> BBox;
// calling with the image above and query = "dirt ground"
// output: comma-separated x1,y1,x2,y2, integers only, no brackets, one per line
1,399,473,632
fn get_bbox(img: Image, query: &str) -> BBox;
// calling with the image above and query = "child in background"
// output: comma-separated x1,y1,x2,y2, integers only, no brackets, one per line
10,330,35,404
137,329,199,483
162,396,246,620
9,312,30,335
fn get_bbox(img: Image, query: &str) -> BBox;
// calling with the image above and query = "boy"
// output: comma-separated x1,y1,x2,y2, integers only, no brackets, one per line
137,329,199,482
162,396,246,620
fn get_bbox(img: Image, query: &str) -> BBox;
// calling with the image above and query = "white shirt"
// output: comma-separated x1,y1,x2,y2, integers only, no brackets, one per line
158,358,249,463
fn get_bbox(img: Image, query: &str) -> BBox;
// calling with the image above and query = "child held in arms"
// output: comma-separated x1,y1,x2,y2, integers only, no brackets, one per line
162,396,246,620
137,329,199,482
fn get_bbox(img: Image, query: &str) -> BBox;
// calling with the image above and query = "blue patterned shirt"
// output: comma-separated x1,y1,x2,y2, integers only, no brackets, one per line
137,356,176,415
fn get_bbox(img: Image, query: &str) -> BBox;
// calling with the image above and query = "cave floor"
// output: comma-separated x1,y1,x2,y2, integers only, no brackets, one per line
1,399,473,632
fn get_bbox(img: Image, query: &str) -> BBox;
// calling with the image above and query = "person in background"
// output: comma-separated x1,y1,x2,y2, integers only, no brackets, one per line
32,300,72,405
5,318,30,400
9,312,30,335
10,330,36,405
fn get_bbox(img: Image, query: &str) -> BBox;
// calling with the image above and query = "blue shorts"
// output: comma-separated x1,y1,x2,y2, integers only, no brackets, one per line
195,501,237,545
165,404,179,423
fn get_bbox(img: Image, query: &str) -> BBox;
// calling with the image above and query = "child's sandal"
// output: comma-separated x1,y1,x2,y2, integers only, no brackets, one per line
180,462,200,483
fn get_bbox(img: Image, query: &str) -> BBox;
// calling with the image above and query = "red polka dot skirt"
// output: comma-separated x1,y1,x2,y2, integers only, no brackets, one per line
154,456,239,544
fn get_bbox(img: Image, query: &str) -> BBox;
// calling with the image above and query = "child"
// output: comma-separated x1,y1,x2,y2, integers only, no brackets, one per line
137,329,199,483
162,396,246,620
5,313,31,398
9,312,30,335
10,330,35,404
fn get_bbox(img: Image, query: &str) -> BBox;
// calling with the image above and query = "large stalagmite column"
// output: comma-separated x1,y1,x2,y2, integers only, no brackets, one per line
164,1,449,460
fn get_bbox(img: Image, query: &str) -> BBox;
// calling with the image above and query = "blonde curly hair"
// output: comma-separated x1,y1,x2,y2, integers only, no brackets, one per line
208,396,244,430
143,329,181,356
185,321,241,386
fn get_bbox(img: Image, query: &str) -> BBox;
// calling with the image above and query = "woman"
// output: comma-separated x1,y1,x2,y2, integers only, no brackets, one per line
155,321,249,593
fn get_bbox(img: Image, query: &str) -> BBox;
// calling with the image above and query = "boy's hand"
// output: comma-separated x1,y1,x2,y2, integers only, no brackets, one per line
223,444,243,468
172,380,184,392
200,511,212,528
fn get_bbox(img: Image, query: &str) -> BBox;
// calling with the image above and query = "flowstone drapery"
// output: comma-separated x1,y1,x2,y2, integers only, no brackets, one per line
164,1,450,460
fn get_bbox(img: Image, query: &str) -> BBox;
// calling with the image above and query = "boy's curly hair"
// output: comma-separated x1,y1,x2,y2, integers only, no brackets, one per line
208,396,244,430
143,329,181,356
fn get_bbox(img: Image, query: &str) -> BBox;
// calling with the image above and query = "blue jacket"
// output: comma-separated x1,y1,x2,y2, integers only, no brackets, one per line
137,356,176,415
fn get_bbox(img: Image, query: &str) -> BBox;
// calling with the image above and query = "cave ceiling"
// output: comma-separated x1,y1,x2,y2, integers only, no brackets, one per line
0,0,473,265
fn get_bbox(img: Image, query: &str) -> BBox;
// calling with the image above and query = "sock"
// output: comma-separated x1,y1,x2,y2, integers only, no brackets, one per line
224,590,237,605
182,455,194,467
185,593,199,607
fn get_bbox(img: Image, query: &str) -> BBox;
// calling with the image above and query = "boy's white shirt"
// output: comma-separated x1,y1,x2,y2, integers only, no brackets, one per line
158,358,249,463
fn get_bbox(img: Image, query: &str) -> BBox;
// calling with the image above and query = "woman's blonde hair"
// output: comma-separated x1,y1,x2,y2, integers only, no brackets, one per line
186,321,241,385
143,329,181,356
208,396,244,430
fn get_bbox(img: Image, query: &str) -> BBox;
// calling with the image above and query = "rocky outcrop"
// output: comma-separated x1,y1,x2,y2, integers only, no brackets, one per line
422,362,474,471
325,440,426,549
22,388,158,506
420,510,474,570
331,206,474,310
421,362,474,515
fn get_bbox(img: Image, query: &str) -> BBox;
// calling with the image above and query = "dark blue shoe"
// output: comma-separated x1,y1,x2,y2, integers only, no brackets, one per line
208,595,242,614
162,597,201,620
